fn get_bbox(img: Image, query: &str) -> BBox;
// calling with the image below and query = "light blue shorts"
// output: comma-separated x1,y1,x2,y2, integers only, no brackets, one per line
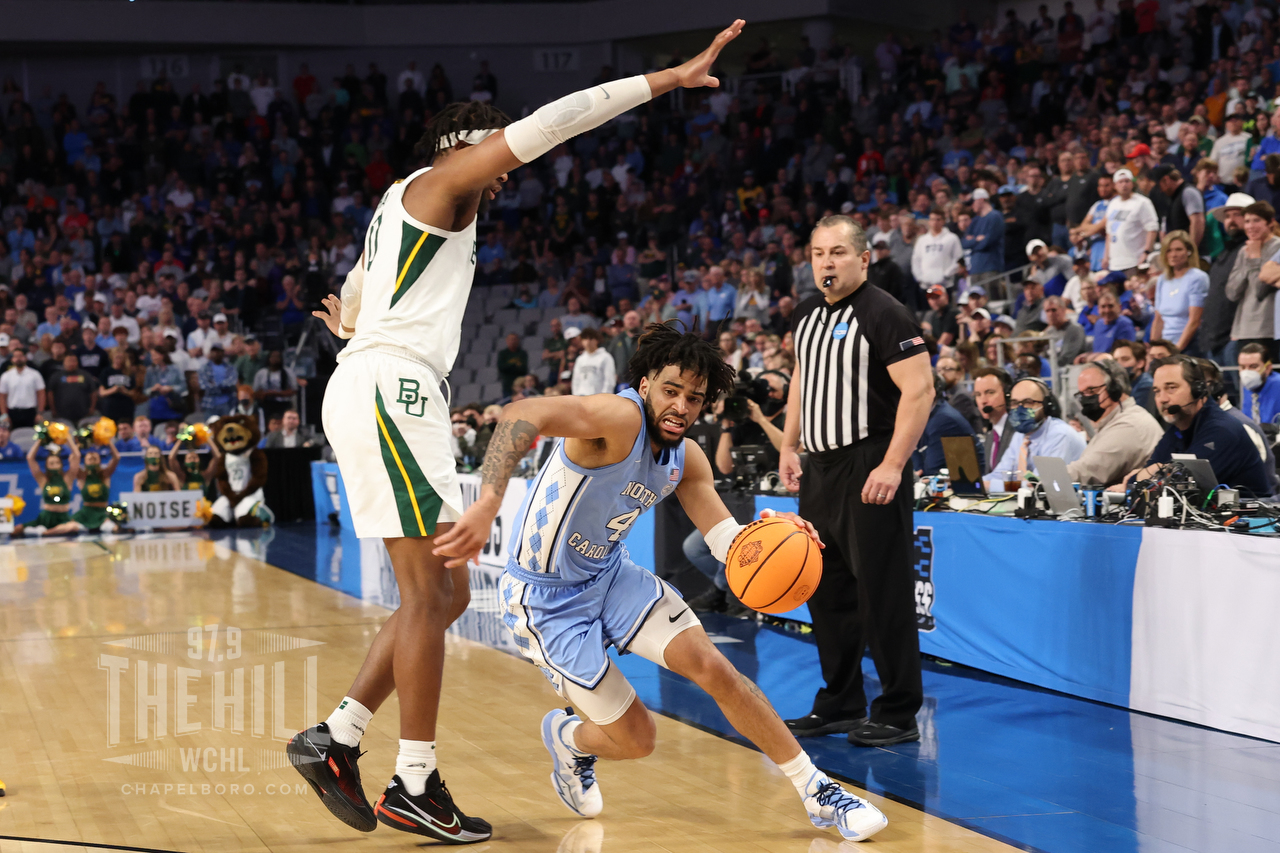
500,556,701,724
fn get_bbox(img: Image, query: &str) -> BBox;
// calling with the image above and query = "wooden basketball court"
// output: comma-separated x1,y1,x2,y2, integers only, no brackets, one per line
0,535,1017,852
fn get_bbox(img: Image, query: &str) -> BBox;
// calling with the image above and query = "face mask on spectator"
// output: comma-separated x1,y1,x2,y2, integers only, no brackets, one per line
1078,394,1106,422
1240,369,1263,391
1008,406,1041,434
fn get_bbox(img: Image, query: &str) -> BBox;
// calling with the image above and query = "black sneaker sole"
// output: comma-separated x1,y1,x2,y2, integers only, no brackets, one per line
375,796,493,844
787,717,868,737
848,727,921,747
287,732,377,832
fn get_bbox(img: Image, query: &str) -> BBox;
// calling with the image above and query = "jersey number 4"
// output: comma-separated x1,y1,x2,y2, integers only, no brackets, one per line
605,508,641,542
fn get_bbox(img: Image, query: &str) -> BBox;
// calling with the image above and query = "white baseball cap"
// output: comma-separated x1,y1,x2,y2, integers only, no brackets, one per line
971,188,990,201
1209,192,1256,220
1113,168,1135,182
562,326,581,340
1025,239,1047,258
212,313,227,324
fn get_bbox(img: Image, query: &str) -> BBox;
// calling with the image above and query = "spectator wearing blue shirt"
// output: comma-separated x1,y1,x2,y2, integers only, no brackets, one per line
1089,290,1136,354
0,425,22,460
198,343,240,416
6,216,35,255
62,119,90,165
961,189,1006,280
1244,154,1280,209
984,378,1086,488
701,267,737,335
1151,234,1210,354
34,306,64,345
1237,343,1280,425
669,273,704,333
1115,357,1270,498
914,374,978,476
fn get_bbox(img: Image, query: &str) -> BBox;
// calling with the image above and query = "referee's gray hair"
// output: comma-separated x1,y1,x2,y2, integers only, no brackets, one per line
812,215,868,254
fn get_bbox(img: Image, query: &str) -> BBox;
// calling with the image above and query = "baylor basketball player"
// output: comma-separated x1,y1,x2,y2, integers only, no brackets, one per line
297,20,747,843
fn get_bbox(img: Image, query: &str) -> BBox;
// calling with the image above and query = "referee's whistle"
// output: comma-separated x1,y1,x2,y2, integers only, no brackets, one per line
821,276,835,288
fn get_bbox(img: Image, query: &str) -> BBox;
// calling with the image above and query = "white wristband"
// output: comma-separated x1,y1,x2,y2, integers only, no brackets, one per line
503,75,653,164
705,516,746,564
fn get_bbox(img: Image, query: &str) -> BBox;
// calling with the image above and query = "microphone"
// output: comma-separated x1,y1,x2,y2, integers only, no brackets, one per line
981,404,995,414
1164,404,1184,416
821,276,835,289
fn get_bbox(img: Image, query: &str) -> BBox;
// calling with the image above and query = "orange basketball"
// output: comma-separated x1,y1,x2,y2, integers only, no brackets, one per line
725,516,823,614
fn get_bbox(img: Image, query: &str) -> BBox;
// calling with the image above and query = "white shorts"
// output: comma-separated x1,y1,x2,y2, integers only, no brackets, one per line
323,348,462,538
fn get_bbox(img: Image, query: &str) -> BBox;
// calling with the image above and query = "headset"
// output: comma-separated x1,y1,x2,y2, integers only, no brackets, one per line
1013,376,1062,419
932,370,948,401
1195,358,1226,401
1085,358,1130,403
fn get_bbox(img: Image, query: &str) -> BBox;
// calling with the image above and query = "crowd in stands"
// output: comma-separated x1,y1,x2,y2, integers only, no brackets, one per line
2,0,1280,493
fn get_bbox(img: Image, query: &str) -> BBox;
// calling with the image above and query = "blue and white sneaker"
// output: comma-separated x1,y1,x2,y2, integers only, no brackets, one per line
802,774,887,842
541,708,603,818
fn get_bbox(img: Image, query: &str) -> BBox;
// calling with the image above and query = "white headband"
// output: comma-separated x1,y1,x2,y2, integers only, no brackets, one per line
436,128,501,151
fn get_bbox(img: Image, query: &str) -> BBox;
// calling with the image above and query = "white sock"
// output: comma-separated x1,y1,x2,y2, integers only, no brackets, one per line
560,716,588,756
325,696,373,748
395,739,437,796
779,751,826,799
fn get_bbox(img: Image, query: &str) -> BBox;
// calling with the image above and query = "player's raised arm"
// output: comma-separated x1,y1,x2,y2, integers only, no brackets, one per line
432,19,745,194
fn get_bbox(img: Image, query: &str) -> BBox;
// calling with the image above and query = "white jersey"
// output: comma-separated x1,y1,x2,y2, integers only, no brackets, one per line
339,166,477,376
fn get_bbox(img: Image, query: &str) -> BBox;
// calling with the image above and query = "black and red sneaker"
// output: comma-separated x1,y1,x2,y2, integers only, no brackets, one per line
287,722,377,832
374,772,493,844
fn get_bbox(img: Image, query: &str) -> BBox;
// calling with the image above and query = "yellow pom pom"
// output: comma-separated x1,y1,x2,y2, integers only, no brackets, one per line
8,495,26,517
195,498,214,524
93,417,118,446
47,422,70,445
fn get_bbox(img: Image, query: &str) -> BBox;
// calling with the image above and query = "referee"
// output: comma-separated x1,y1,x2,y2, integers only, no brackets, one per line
779,215,933,747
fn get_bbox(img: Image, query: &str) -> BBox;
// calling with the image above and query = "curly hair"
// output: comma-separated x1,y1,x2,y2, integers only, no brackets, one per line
627,322,737,402
414,102,513,164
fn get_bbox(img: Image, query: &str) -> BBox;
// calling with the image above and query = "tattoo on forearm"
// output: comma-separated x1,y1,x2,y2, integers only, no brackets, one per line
481,418,539,498
738,672,783,722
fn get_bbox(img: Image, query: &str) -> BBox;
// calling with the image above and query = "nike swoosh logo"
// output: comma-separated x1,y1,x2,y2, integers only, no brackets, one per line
598,87,611,99
394,798,461,833
669,607,689,623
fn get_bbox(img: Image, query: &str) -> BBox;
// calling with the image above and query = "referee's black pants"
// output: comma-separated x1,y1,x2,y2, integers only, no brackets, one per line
798,435,923,730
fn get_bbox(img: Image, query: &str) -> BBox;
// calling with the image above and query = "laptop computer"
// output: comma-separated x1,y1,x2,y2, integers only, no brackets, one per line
941,435,986,497
1032,455,1084,516
1170,454,1218,495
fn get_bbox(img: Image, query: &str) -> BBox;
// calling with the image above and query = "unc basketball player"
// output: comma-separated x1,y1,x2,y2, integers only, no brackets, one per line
297,21,747,843
433,324,889,842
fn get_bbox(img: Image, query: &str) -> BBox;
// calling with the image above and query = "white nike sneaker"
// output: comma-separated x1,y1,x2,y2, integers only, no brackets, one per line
802,773,887,842
542,707,603,818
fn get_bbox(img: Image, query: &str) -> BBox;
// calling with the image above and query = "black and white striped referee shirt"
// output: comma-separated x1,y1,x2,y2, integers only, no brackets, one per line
790,284,927,454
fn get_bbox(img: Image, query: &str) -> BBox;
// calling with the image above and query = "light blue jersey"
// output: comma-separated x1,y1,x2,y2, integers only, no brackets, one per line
1086,198,1110,271
508,387,685,585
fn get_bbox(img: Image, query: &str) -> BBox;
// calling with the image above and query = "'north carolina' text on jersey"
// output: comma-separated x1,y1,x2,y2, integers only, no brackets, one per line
791,284,927,453
508,388,685,584
339,166,476,376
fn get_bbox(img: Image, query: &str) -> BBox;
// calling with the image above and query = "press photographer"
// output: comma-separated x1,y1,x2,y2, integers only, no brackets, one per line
715,370,789,488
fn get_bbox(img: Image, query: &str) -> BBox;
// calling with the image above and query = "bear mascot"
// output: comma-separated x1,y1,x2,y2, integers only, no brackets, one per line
208,415,275,527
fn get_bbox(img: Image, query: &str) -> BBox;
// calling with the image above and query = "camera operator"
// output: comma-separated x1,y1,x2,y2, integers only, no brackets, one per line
715,370,790,482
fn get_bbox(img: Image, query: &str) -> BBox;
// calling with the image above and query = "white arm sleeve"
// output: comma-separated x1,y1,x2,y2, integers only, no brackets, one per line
705,516,747,564
338,261,364,339
504,75,653,164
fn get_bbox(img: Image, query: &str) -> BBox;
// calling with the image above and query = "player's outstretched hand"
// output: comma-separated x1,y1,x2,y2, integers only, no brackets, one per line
673,19,745,90
432,506,492,568
759,508,824,549
312,294,344,337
